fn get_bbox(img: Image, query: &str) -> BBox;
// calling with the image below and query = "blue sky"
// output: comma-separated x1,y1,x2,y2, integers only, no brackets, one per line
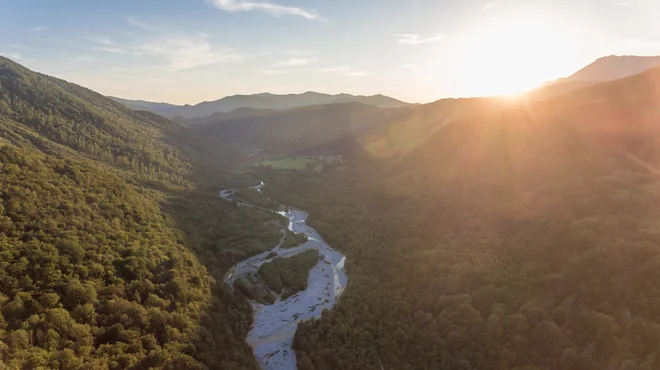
2,0,660,104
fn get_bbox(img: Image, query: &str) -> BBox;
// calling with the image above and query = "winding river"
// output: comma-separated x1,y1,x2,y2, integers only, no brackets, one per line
221,182,348,370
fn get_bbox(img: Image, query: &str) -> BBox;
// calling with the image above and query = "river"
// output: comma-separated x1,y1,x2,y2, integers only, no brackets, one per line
221,182,348,369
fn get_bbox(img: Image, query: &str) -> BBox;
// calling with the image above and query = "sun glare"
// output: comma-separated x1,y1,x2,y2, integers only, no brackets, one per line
447,15,582,97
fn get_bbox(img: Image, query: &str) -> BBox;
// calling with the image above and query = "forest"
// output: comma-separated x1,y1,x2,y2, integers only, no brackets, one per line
258,250,321,299
5,50,660,370
281,230,309,249
0,56,267,369
257,66,660,370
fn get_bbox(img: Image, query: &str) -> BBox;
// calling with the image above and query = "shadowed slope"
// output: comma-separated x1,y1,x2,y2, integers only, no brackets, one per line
257,65,660,370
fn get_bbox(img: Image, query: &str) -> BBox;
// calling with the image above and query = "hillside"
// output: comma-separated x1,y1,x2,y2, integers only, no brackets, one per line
525,80,598,100
558,55,660,84
0,56,276,369
114,91,411,119
184,107,277,127
109,97,181,117
6,50,660,370
197,102,410,159
533,56,660,99
257,66,660,370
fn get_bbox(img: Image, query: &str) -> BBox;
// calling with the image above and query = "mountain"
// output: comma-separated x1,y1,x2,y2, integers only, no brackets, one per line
557,55,660,84
525,80,598,99
197,102,411,158
184,107,277,126
531,55,660,99
8,50,660,370
258,66,660,370
113,91,411,119
0,56,275,369
109,97,181,116
530,56,660,99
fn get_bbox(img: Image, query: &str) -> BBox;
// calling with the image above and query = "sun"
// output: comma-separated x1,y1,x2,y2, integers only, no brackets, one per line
447,15,582,97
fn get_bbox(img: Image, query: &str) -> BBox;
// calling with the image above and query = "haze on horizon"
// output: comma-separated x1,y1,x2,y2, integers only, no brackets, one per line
2,0,660,104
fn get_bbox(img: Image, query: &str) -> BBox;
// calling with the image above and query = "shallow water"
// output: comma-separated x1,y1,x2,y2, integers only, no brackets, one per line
222,183,348,369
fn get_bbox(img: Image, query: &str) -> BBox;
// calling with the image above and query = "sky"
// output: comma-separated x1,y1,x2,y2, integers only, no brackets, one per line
2,0,660,104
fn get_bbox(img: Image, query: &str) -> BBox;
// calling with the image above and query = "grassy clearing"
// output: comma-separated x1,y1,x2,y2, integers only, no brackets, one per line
257,156,316,171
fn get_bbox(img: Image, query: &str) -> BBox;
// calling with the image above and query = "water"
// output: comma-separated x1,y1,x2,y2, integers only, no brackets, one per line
221,183,348,369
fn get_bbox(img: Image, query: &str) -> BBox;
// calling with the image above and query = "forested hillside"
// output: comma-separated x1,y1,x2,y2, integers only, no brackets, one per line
7,52,660,370
258,66,660,370
0,56,270,369
114,92,410,119
197,102,409,159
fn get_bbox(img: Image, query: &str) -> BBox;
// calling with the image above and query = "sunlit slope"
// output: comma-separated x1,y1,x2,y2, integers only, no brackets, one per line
533,56,660,99
0,56,261,369
364,64,660,163
564,55,660,83
1,57,254,177
282,66,660,370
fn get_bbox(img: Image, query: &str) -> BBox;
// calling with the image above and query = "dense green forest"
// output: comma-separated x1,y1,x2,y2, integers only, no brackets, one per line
281,230,309,249
0,57,273,369
253,66,660,370
6,51,660,370
258,250,320,299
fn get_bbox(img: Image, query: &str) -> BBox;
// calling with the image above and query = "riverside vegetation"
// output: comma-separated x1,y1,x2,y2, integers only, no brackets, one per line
6,52,660,370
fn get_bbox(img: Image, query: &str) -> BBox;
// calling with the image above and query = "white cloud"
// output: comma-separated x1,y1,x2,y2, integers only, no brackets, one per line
73,55,93,63
138,34,253,71
98,47,127,54
126,17,157,31
27,26,47,32
207,0,322,20
344,71,372,77
257,68,288,75
275,57,319,67
85,19,264,71
280,49,316,56
311,66,371,77
313,66,352,73
483,1,504,10
89,38,127,54
90,37,113,45
393,33,446,45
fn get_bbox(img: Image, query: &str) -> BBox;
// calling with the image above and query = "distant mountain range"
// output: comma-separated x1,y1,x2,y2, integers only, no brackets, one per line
108,99,182,117
112,92,411,119
536,55,660,98
7,53,660,370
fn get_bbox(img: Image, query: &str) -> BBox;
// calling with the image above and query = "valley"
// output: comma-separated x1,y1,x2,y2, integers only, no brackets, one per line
4,36,660,370
220,183,347,369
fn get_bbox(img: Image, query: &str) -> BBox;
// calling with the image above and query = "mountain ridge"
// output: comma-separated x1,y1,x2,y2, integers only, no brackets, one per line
565,55,660,83
112,91,411,119
5,52,660,370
